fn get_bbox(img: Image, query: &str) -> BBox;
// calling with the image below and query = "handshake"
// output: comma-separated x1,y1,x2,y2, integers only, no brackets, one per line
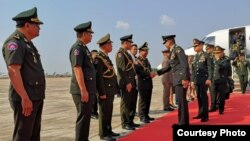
150,71,157,78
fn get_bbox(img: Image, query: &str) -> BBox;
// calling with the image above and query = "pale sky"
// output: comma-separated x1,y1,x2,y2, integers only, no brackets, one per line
1,0,250,74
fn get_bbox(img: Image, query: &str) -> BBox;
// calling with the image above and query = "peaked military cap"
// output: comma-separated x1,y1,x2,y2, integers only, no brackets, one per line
74,21,94,33
192,38,204,47
120,34,133,43
162,35,176,44
139,42,149,51
205,43,215,49
96,33,113,46
162,49,170,53
213,46,225,53
91,49,98,53
12,7,43,26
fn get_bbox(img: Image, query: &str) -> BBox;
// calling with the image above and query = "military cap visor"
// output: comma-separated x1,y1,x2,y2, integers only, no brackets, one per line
205,43,215,49
162,35,176,44
139,42,149,51
120,34,133,43
192,38,204,47
74,21,94,33
213,46,225,53
97,33,113,46
12,7,43,25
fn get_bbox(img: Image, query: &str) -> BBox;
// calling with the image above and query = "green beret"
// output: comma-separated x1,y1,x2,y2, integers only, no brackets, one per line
12,7,43,26
74,21,94,33
96,33,113,46
162,35,176,44
192,38,204,47
213,46,225,53
120,34,133,43
139,42,149,51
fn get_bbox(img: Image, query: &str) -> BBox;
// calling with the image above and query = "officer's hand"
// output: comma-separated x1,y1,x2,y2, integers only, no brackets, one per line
81,91,89,103
150,72,157,78
182,80,189,88
205,80,211,86
21,97,33,117
191,82,195,89
126,83,132,93
100,95,107,99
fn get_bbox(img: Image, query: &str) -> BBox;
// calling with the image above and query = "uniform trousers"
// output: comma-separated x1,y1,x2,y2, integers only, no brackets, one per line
10,100,44,141
72,94,93,141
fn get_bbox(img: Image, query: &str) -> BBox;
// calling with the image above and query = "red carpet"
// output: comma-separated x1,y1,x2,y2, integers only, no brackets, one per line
118,92,250,141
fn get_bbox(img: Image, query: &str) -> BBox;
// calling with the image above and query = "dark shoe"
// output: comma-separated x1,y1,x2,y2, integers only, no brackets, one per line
209,109,217,112
130,122,140,128
219,110,224,115
140,118,150,123
201,118,209,122
164,107,174,111
170,104,178,109
100,136,116,141
192,115,201,119
146,116,155,121
110,131,120,137
91,113,99,119
122,124,135,130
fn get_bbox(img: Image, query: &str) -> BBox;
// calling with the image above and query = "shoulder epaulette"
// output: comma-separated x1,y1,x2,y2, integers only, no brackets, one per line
13,34,20,40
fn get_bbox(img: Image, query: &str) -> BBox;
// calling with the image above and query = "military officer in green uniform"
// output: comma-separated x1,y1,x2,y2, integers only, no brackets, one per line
94,33,120,141
157,35,190,125
69,21,96,141
2,7,45,141
232,53,250,94
134,42,156,123
116,34,139,130
191,39,212,122
212,46,231,114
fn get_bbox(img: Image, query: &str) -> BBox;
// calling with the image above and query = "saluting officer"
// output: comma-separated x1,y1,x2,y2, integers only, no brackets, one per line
157,35,190,125
94,34,120,141
191,39,212,122
232,53,250,94
212,46,231,114
134,42,156,123
69,21,96,141
116,34,139,130
2,7,45,141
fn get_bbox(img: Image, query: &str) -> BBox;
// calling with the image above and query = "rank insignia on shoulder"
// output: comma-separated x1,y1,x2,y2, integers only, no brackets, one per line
7,42,18,51
13,34,20,40
176,48,181,53
74,49,79,56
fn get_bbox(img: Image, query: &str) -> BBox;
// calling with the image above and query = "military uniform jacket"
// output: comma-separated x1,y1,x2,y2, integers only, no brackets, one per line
2,30,45,101
157,45,190,86
161,58,173,84
213,56,231,84
134,56,153,90
232,59,250,76
69,40,96,94
94,51,119,96
191,51,212,84
116,48,136,88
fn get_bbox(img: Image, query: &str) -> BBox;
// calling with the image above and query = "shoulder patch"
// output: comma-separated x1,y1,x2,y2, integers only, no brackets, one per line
74,49,80,56
7,42,18,51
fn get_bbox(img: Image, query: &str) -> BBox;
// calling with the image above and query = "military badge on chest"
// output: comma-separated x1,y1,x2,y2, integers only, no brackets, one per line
86,50,93,63
170,52,176,60
199,54,206,62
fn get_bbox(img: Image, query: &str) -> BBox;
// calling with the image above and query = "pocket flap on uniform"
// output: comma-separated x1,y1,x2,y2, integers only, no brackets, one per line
28,80,45,86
